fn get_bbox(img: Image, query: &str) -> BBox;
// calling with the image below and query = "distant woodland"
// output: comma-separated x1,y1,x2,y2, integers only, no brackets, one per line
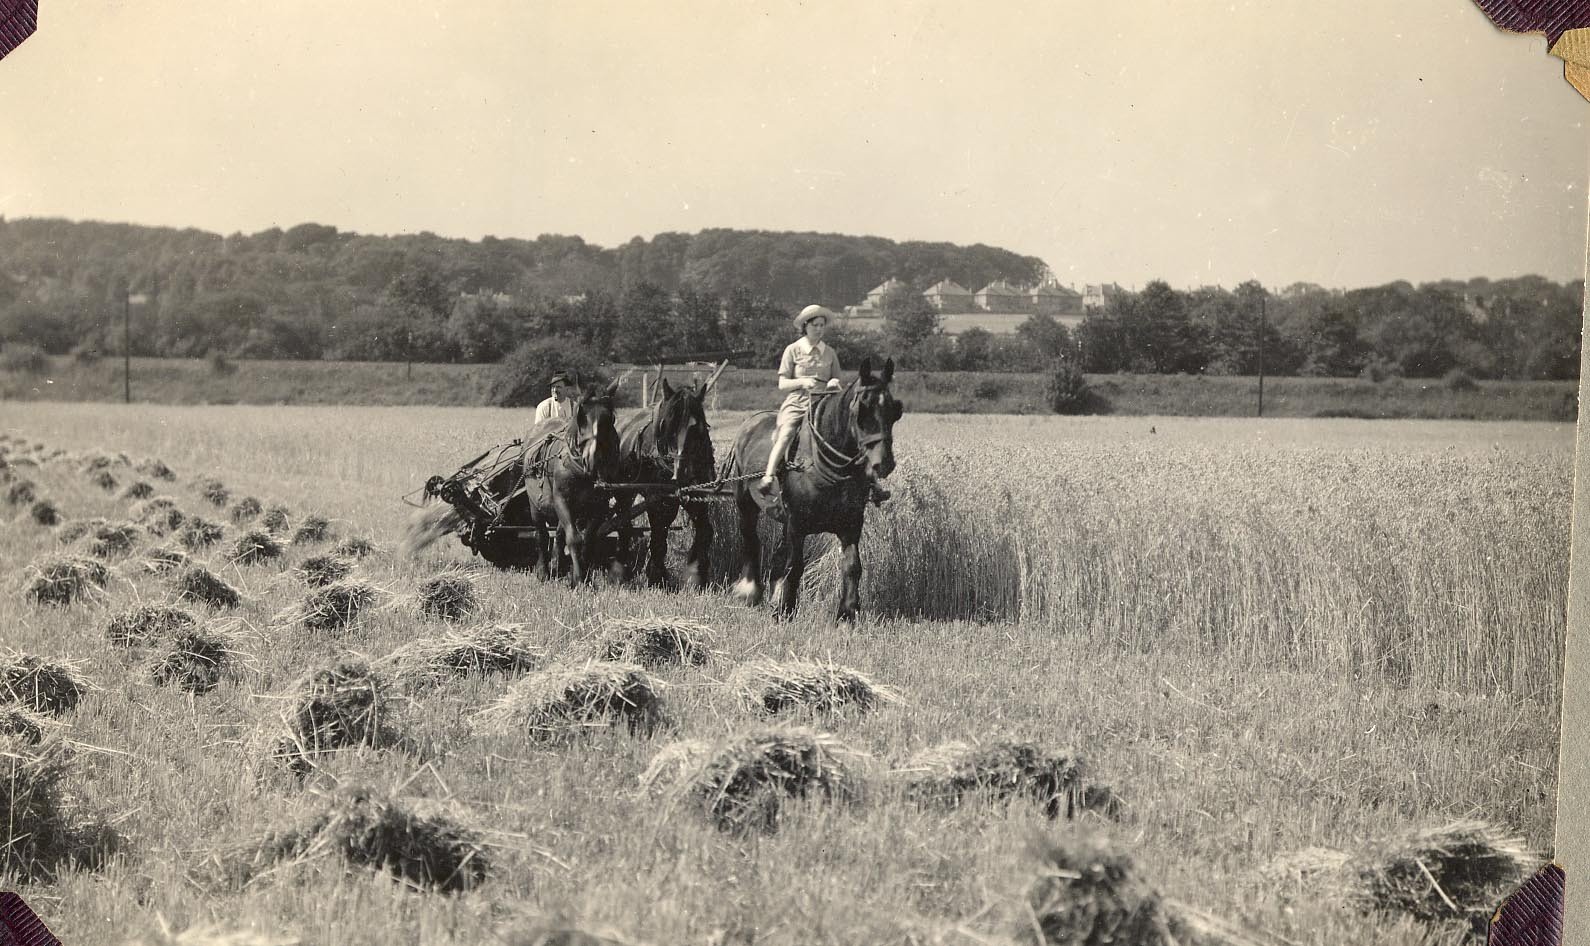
0,217,1579,381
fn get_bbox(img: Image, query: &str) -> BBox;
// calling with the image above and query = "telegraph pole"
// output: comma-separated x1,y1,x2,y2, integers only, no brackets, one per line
123,287,131,404
1256,292,1266,417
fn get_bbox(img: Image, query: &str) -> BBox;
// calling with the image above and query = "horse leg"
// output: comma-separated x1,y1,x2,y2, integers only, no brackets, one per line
835,523,864,624
730,489,764,607
613,492,637,585
772,522,806,621
555,497,584,585
682,500,714,592
645,501,675,588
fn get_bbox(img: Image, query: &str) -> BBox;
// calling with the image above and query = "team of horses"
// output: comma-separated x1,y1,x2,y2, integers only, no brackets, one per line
468,359,903,622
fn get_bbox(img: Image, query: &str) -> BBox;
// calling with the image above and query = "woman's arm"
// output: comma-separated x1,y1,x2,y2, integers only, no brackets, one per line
778,375,817,392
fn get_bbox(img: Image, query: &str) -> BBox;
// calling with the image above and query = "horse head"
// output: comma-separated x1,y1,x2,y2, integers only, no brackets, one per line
852,357,904,485
653,376,716,485
571,379,623,481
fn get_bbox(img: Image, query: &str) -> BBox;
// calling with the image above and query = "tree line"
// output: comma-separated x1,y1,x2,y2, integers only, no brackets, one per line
0,217,1578,380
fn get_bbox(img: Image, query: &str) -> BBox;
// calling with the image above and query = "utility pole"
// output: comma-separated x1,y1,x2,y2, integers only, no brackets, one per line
123,287,131,404
1256,292,1266,417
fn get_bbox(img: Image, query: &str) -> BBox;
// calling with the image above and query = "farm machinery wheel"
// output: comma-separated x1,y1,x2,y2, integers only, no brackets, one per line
464,524,541,571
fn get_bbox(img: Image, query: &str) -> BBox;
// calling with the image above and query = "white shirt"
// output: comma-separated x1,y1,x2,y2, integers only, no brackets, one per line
534,396,572,424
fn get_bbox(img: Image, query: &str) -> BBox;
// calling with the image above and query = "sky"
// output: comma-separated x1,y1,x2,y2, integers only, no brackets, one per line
0,0,1584,291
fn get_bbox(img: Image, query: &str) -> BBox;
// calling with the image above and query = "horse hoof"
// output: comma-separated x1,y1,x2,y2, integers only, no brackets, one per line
731,578,762,606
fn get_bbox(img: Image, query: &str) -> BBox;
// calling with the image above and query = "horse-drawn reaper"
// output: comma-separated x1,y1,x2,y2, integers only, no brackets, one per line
407,379,623,583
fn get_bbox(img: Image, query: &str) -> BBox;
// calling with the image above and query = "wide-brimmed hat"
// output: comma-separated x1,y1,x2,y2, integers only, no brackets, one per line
794,304,835,330
549,372,571,387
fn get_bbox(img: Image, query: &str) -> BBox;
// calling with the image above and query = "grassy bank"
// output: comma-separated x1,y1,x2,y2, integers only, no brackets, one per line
0,355,1578,420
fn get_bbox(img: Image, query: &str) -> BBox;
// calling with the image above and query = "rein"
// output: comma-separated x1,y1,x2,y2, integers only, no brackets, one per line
802,384,882,487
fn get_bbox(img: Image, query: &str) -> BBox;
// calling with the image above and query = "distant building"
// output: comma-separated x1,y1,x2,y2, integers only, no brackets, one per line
922,279,974,313
1083,283,1124,310
864,277,907,308
974,280,1028,313
1028,281,1083,317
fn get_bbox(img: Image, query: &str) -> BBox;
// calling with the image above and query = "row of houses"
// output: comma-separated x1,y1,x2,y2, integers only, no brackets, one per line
840,278,1124,335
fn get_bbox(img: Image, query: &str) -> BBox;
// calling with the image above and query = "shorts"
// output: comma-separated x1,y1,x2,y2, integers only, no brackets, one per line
775,391,809,433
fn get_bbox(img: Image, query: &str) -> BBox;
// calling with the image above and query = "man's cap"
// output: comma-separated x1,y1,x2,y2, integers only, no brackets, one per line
549,372,571,386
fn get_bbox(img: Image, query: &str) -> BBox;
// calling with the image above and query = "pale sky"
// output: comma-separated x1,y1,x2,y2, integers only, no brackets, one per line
0,0,1584,290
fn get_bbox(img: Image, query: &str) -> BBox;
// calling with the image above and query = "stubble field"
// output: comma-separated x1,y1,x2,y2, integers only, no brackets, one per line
0,402,1569,946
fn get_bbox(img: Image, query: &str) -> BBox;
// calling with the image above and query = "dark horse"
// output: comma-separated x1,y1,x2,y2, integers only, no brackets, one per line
723,358,903,622
456,381,621,581
610,375,717,589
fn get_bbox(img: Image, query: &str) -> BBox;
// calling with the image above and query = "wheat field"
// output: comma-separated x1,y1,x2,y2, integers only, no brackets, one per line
0,402,1567,945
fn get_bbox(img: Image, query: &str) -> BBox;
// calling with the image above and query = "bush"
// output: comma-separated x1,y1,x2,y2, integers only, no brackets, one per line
972,378,1006,400
207,350,237,375
70,344,101,366
0,344,49,374
1443,368,1479,391
488,338,608,409
1044,358,1095,415
1359,356,1402,383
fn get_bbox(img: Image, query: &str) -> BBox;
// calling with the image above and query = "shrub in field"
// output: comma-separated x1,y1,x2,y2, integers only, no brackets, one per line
1044,357,1097,415
0,343,49,374
1444,368,1479,391
1,652,91,716
382,624,543,688
171,565,243,609
729,660,899,717
207,350,237,375
473,662,667,742
588,616,717,668
641,725,867,835
1359,356,1402,383
217,788,488,893
488,338,609,408
105,604,197,647
70,343,101,366
24,555,109,606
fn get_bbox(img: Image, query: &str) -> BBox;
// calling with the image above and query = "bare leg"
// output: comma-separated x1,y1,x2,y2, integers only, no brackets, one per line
731,488,764,606
835,523,863,623
759,423,798,495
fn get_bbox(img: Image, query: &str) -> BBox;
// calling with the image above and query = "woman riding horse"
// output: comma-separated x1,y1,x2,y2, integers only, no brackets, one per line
726,305,904,622
611,373,717,589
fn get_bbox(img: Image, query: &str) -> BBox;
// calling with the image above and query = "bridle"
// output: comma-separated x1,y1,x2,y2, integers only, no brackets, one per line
804,381,892,486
